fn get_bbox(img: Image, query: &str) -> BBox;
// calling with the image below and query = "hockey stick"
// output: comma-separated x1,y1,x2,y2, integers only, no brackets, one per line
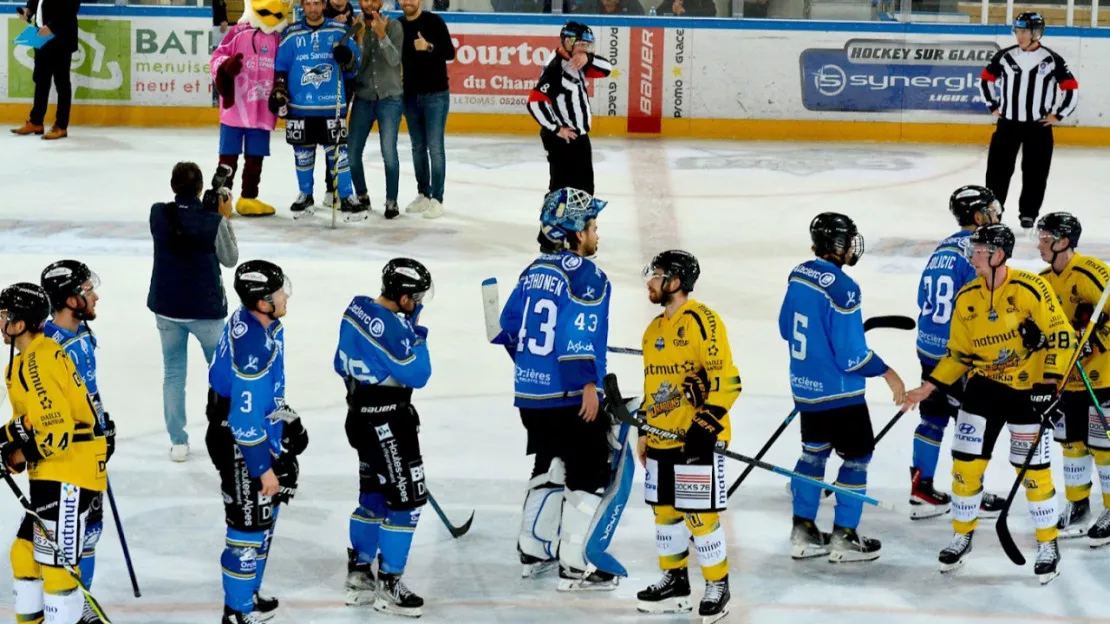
426,490,474,539
996,282,1110,566
106,479,141,597
610,315,916,357
729,409,797,496
814,408,907,499
2,471,114,623
603,373,906,512
1078,361,1110,442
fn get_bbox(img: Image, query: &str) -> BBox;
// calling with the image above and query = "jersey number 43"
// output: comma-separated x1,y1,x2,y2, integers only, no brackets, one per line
516,296,597,357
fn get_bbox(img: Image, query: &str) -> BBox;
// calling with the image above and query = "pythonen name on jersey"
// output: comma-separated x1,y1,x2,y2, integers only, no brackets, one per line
521,272,566,297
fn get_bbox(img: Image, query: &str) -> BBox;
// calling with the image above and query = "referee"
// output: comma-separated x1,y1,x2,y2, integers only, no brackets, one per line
527,21,612,196
979,12,1078,231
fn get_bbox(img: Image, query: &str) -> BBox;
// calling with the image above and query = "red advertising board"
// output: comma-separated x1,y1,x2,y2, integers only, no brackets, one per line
448,34,594,108
628,27,664,134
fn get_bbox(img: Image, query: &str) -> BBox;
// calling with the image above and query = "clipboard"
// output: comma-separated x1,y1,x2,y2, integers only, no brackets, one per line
14,24,54,49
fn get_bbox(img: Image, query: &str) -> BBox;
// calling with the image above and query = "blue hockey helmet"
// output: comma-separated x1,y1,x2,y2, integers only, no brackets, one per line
539,187,607,248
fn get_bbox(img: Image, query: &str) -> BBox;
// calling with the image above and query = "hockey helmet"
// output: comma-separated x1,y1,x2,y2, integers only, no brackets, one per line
0,282,51,335
381,258,433,304
1036,212,1082,249
234,260,291,310
41,259,100,316
810,212,864,266
560,21,595,45
949,185,1002,227
644,250,701,293
1014,12,1045,39
967,224,1016,262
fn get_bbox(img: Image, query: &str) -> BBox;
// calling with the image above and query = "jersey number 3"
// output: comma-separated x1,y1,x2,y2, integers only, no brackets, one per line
921,275,955,325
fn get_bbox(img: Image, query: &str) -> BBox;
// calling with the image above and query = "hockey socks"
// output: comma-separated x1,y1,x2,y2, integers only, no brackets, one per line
653,506,692,570
791,443,830,521
254,507,278,594
294,146,317,195
350,493,387,565
78,517,103,589
689,512,728,582
221,528,267,613
379,507,422,575
912,414,947,480
951,458,988,534
1095,448,1110,508
323,144,355,199
832,455,870,530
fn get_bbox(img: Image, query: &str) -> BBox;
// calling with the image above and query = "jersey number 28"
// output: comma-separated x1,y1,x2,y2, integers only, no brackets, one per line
921,275,955,325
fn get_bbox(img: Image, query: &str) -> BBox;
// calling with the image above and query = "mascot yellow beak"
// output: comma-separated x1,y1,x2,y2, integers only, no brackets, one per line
249,0,292,32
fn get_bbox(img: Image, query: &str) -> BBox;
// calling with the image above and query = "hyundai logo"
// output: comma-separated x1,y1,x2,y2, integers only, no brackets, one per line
813,65,847,97
958,423,976,434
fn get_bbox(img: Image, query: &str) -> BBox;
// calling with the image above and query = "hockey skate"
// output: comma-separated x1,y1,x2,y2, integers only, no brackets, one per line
1087,509,1110,547
790,515,831,559
345,548,377,606
1057,498,1092,538
827,526,881,563
221,605,267,624
977,492,1005,519
253,592,278,622
374,571,424,617
518,545,558,578
556,565,618,592
938,530,973,572
636,568,692,614
699,576,730,624
291,193,315,220
340,195,369,222
909,467,951,520
1034,539,1061,585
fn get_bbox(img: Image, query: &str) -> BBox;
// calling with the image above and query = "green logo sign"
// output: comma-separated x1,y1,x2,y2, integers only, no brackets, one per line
8,18,131,100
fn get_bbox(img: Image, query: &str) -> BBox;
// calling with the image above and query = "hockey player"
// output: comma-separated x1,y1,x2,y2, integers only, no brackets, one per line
270,0,364,218
905,223,1073,584
636,250,741,624
336,258,433,617
39,260,116,602
1034,212,1110,543
2,282,108,624
910,186,1005,520
206,260,307,624
498,187,615,590
778,212,905,563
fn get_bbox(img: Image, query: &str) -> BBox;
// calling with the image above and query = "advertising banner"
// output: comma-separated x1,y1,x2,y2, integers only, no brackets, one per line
8,17,131,101
448,34,556,112
627,27,663,133
799,39,1000,113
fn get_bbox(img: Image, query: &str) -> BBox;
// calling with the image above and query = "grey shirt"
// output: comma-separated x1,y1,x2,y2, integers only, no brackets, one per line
354,18,404,101
215,217,239,268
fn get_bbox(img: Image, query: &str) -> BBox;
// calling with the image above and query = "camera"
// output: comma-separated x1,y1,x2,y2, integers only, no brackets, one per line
202,164,234,212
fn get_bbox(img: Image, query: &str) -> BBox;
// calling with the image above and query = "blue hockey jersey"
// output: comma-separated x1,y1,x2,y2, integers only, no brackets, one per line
44,320,103,423
334,296,432,389
916,230,977,367
208,307,287,479
778,258,889,412
499,252,610,409
275,20,360,117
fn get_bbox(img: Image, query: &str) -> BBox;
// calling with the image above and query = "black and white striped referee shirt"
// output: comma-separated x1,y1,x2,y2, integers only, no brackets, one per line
979,44,1078,122
527,51,612,136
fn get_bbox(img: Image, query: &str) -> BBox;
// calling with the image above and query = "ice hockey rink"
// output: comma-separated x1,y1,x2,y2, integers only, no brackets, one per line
3,127,1110,624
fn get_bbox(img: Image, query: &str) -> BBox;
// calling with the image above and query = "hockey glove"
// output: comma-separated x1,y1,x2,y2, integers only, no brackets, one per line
1019,317,1048,352
1,416,38,462
216,52,244,109
268,74,290,116
333,44,355,71
102,412,116,462
684,407,724,463
682,369,711,410
279,413,310,457
272,453,300,505
1030,382,1062,425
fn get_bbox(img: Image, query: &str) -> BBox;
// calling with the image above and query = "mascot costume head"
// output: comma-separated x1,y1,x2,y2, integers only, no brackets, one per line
211,0,292,217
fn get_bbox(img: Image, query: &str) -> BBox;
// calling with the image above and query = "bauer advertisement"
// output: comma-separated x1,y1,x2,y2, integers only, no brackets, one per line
2,12,1110,129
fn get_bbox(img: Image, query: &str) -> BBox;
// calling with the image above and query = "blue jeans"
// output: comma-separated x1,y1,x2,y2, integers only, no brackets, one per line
403,90,450,203
155,316,224,445
349,95,403,201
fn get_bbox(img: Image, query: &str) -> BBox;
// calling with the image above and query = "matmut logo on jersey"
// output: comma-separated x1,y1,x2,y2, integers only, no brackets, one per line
799,39,998,113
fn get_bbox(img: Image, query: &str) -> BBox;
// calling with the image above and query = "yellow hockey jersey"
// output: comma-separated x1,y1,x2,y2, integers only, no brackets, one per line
4,333,107,491
640,299,742,451
932,268,1075,391
1040,252,1110,391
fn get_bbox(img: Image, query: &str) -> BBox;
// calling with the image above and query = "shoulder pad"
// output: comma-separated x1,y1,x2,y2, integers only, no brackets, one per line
820,266,861,310
229,309,275,374
345,296,407,341
956,278,983,298
1013,270,1054,303
1080,255,1110,281
567,257,608,302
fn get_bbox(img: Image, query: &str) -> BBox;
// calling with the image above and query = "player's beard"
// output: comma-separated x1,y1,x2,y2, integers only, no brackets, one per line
648,286,670,306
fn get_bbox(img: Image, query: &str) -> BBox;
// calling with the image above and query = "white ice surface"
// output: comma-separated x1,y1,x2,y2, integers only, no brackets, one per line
2,128,1110,623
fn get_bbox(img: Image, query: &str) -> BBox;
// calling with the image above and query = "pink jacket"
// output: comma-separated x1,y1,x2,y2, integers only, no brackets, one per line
211,24,281,131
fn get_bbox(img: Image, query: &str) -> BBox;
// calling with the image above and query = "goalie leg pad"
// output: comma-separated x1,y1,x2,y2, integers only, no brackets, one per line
1061,442,1094,502
1022,467,1059,542
221,528,265,613
951,458,987,535
686,512,728,582
653,505,691,570
581,418,636,577
558,489,602,572
519,459,565,561
351,492,387,566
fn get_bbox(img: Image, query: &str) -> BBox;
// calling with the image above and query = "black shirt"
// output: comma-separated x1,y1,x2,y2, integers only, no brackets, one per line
399,11,456,95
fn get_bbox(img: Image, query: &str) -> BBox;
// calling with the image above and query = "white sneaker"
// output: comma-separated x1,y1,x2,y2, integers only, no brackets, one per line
423,199,444,219
405,195,429,214
170,444,190,462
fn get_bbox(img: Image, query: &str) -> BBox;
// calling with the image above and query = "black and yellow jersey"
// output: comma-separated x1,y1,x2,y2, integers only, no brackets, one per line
1040,252,1110,391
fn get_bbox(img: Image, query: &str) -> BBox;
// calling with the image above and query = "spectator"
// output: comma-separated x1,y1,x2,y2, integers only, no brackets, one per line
212,0,229,107
325,0,356,21
11,0,81,140
579,0,644,14
654,0,716,15
399,0,455,220
349,0,405,219
147,162,239,463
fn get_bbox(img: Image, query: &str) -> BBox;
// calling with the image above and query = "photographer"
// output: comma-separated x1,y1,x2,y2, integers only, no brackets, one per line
147,161,239,463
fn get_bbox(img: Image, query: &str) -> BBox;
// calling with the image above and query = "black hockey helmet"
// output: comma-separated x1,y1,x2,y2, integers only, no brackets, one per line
41,259,100,316
0,282,51,334
560,21,595,45
1014,12,1045,39
810,212,864,266
645,249,700,293
381,258,433,304
234,260,291,310
949,185,1002,226
1036,212,1082,250
968,223,1015,262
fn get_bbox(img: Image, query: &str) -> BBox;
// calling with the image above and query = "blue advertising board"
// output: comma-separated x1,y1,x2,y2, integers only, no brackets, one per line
799,39,1000,113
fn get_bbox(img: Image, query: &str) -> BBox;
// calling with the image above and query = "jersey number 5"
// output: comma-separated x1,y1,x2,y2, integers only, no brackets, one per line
791,312,808,360
518,296,557,356
921,275,955,325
